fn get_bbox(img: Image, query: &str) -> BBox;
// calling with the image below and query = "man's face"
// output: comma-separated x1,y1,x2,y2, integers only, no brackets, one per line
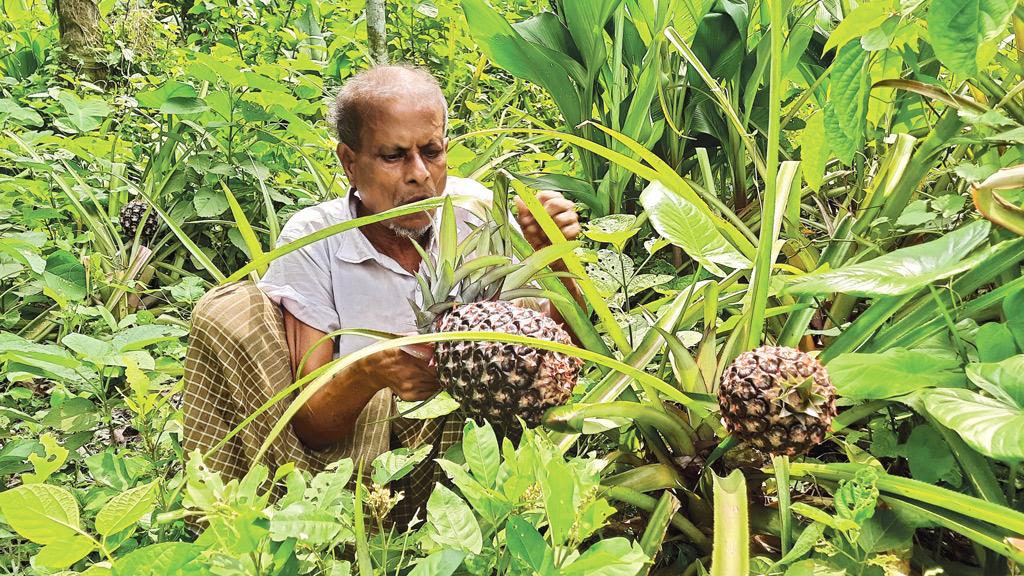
337,97,447,237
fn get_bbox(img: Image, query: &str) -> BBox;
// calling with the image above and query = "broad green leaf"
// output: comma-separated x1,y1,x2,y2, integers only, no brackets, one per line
55,91,111,133
822,0,893,53
23,433,68,484
505,516,550,573
973,322,1017,362
783,220,991,296
640,181,750,277
135,81,197,108
583,214,639,249
395,391,460,420
827,348,965,400
903,425,958,485
800,111,829,192
95,482,157,537
159,97,208,115
435,459,509,525
193,187,229,218
823,102,858,166
35,534,94,569
923,387,1024,462
770,522,826,568
540,458,575,546
408,549,466,576
62,333,115,365
834,467,879,526
0,484,80,544
562,537,648,576
966,355,1024,409
0,98,43,127
112,543,205,575
828,43,870,164
1007,290,1024,350
426,483,483,554
43,250,86,302
927,0,1015,77
370,444,432,485
269,501,347,545
463,420,499,488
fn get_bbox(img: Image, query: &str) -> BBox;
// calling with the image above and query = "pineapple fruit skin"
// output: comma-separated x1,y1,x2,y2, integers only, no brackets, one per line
718,346,837,457
119,199,159,243
433,300,581,436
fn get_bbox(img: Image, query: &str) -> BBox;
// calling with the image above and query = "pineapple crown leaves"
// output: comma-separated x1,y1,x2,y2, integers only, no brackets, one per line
775,374,829,419
410,183,579,331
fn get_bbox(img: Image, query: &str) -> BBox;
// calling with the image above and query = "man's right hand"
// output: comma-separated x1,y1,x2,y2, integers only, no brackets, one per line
357,346,440,401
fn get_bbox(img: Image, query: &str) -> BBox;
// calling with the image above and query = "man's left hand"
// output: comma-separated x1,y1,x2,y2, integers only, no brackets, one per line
515,191,581,252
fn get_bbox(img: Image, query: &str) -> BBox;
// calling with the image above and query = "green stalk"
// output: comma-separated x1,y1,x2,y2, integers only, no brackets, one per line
602,485,710,550
639,491,681,568
603,464,684,492
353,466,373,576
772,454,792,555
711,470,750,576
745,0,784,349
543,402,696,456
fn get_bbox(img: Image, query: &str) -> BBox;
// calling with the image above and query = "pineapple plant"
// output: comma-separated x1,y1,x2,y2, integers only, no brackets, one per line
718,346,837,456
409,188,583,437
119,198,159,244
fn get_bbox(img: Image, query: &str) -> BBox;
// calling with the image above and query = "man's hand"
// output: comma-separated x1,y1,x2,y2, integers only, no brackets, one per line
515,191,581,253
358,346,440,401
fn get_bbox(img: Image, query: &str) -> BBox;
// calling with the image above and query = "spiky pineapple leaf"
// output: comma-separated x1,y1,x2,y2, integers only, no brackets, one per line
501,241,581,292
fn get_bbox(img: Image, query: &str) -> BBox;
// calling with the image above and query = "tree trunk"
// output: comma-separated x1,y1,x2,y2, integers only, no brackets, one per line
365,0,387,65
55,0,105,78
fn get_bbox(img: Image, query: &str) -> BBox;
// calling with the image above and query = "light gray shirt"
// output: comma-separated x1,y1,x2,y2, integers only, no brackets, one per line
258,176,494,357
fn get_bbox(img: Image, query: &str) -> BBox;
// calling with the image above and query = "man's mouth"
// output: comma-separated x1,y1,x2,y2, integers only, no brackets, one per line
400,193,435,206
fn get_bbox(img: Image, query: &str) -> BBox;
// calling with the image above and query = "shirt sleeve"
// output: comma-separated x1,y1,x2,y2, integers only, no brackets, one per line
257,217,341,334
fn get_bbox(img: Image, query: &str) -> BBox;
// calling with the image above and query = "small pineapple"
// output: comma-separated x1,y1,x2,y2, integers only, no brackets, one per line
119,199,159,243
411,187,582,437
718,346,837,456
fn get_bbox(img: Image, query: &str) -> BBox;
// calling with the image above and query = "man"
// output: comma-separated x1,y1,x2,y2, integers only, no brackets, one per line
182,65,582,524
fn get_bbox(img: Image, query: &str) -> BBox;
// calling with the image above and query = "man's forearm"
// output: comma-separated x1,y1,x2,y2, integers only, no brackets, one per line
292,360,383,451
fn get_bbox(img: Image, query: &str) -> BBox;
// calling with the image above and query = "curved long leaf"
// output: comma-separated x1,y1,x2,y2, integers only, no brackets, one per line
711,470,749,576
783,220,992,297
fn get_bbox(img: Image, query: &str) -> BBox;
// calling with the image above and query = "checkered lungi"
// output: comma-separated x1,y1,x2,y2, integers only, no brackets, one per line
182,281,463,526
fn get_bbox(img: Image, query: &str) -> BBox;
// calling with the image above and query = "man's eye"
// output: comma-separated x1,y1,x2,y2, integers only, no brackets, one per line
424,149,442,158
382,153,402,161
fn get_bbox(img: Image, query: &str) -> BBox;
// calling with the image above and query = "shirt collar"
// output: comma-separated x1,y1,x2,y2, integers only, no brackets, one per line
334,189,440,277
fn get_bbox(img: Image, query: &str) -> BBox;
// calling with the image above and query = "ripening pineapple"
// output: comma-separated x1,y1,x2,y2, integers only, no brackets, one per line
119,199,159,243
718,346,837,456
410,190,582,437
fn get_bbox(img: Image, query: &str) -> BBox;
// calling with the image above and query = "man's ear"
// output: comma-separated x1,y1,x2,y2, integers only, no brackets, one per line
337,142,356,182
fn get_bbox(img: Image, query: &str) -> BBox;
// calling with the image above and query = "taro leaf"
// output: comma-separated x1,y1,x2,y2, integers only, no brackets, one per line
463,419,499,488
408,549,466,576
0,483,80,544
95,481,157,537
783,220,991,296
561,537,648,576
827,348,965,400
505,515,551,573
974,322,1017,362
426,483,483,554
135,81,197,108
370,444,432,485
0,98,43,127
43,250,86,302
903,424,958,485
159,97,209,115
923,387,1024,462
856,508,915,554
55,91,111,133
193,187,229,218
112,542,206,575
395,391,460,420
1008,289,1024,351
640,181,750,277
966,355,1024,409
583,214,639,248
927,0,1015,77
269,501,346,545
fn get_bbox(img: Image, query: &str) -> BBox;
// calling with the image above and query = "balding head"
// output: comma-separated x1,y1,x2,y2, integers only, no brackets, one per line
329,64,448,150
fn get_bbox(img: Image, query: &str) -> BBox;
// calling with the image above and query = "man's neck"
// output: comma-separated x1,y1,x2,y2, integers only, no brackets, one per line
355,197,428,274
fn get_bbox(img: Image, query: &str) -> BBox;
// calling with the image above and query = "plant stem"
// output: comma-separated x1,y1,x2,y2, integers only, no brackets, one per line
772,454,792,555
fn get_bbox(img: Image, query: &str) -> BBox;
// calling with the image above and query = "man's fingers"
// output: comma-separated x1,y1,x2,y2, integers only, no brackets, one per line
561,223,582,240
552,211,577,227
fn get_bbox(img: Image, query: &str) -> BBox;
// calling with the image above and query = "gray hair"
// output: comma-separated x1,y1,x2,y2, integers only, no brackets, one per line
328,64,448,150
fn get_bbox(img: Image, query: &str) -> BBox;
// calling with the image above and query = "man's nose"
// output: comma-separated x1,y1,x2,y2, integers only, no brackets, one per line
406,152,431,184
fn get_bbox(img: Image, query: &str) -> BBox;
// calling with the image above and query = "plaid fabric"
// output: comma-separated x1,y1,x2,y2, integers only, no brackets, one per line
183,281,461,525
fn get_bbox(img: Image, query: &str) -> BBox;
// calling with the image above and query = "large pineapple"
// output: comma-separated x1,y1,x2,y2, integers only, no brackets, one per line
119,199,159,244
718,346,837,456
410,189,582,437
